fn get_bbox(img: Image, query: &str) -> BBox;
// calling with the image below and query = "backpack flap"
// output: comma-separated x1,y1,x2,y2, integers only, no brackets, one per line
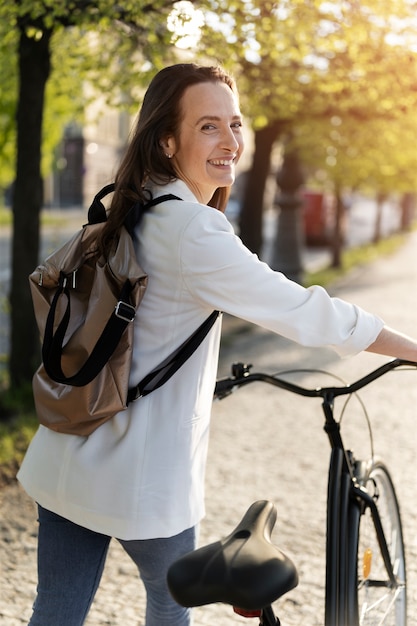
29,223,148,380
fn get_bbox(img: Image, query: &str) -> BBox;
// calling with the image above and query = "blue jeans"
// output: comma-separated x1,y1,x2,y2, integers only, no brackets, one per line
28,505,195,626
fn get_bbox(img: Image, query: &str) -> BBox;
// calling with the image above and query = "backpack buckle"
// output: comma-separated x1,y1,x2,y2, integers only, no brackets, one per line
115,301,136,322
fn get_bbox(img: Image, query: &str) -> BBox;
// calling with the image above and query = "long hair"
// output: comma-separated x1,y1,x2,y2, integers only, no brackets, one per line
99,64,238,254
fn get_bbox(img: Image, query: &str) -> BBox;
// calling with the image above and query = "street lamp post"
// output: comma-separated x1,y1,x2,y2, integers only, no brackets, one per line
271,150,305,284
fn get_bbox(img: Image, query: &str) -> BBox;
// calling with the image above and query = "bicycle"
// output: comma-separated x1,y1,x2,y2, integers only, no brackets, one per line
167,358,417,626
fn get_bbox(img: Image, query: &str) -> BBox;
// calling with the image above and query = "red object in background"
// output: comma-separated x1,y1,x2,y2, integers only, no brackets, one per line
302,191,328,245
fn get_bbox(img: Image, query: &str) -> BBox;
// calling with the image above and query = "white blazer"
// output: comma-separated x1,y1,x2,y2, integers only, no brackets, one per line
18,179,383,540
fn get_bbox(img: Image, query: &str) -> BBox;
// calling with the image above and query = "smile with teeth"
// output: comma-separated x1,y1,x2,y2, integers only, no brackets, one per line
209,157,235,166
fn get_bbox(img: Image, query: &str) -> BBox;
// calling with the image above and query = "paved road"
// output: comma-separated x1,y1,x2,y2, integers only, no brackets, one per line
0,225,415,625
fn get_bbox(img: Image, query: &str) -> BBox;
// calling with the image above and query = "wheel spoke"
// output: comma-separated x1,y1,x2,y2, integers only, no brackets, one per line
353,461,406,625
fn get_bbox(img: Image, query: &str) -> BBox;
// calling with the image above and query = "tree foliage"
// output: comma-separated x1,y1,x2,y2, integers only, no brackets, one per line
2,0,191,391
3,0,417,391
0,17,18,189
0,0,183,193
196,0,417,246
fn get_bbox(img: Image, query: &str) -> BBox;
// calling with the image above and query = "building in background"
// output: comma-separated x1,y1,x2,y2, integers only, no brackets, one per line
44,98,131,209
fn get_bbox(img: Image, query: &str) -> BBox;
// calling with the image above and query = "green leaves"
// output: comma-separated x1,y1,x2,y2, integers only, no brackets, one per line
1,0,416,196
0,0,182,189
196,0,417,192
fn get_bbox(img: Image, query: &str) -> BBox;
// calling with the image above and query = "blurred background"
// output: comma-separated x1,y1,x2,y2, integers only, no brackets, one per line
0,0,416,397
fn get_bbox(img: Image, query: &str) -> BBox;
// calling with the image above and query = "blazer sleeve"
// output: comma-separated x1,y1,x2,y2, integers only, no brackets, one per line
178,207,384,358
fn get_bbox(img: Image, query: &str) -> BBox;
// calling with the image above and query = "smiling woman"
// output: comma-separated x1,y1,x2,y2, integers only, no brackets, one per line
17,62,417,626
160,81,244,204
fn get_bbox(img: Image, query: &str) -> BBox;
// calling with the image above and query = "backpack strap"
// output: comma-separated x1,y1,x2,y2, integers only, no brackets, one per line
124,193,219,402
87,183,115,224
127,310,220,404
145,194,182,208
86,183,181,230
42,275,136,386
124,193,182,236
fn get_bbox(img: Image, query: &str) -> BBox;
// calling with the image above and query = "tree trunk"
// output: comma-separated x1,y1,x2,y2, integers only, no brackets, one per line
373,192,386,244
9,26,52,388
399,192,415,231
238,122,283,254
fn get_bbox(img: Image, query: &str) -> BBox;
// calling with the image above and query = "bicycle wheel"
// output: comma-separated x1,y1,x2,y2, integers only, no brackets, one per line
347,459,406,626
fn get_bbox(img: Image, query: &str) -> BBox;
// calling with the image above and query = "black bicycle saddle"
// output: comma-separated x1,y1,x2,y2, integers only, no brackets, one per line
167,500,298,610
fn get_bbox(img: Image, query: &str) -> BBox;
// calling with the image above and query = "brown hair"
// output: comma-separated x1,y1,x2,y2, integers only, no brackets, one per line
99,63,238,254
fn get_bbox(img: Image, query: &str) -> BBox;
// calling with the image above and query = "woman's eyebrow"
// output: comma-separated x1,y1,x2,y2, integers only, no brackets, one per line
195,114,242,125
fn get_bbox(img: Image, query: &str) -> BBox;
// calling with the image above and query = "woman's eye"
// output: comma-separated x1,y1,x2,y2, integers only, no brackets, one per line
200,121,242,131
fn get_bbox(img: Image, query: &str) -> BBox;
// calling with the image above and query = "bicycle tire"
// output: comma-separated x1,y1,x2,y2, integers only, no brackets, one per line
346,459,406,626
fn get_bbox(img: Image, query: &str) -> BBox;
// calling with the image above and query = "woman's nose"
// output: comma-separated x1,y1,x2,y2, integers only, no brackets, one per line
222,127,240,152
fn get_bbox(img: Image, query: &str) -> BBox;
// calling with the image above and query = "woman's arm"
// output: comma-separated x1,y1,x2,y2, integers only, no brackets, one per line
366,326,417,361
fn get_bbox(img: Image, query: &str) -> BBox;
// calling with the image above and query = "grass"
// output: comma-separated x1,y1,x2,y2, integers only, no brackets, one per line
304,232,408,287
0,378,37,486
0,207,75,228
0,228,413,485
0,414,38,486
0,207,11,227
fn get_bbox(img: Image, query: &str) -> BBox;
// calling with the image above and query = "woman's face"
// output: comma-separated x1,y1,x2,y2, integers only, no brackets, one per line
163,81,244,204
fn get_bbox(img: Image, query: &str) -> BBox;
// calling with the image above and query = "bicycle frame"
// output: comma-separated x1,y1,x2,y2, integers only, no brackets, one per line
213,358,416,626
321,382,405,625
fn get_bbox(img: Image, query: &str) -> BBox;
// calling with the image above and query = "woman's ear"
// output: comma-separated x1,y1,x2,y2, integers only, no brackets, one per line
160,135,177,159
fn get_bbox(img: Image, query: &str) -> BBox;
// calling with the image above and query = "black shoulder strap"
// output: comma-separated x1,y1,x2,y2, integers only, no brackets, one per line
124,193,182,236
87,183,115,224
127,310,220,404
42,277,136,386
125,192,219,403
145,194,181,208
87,183,181,230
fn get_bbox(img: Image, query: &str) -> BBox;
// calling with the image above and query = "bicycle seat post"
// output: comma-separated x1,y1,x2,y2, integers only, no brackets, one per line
262,605,281,625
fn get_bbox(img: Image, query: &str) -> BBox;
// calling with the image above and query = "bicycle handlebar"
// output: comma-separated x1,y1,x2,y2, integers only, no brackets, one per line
214,358,417,401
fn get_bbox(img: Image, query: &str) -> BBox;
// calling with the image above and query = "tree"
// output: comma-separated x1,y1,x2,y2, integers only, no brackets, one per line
238,122,283,254
198,0,417,263
2,0,184,390
292,45,417,265
0,18,88,196
0,21,17,191
4,0,417,389
10,19,52,385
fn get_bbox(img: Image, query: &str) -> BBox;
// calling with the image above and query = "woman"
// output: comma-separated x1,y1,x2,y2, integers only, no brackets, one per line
18,63,417,626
